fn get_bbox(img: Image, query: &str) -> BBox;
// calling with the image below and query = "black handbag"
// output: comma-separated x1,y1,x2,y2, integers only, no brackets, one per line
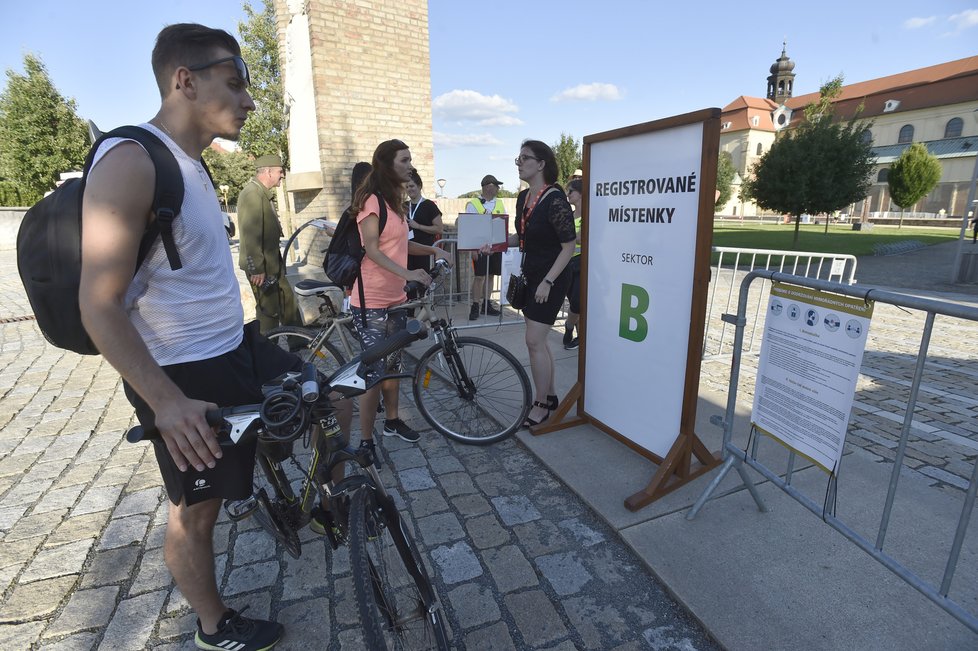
506,272,528,310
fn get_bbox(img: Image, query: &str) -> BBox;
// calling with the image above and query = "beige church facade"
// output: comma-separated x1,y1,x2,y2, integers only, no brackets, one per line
719,48,978,220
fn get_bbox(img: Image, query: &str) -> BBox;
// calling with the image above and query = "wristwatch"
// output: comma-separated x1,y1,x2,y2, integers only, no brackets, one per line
544,278,553,286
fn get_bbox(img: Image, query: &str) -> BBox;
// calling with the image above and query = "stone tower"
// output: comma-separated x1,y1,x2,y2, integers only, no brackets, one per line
273,0,434,234
766,42,796,103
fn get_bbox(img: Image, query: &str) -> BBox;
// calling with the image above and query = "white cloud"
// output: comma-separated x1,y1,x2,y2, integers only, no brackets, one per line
432,90,521,126
903,16,936,29
550,82,623,103
948,9,978,31
433,132,503,148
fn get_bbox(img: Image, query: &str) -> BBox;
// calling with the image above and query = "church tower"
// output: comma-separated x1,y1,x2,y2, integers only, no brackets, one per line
766,42,796,102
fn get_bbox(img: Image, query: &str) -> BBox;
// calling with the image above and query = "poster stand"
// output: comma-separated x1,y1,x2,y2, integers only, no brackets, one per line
531,108,723,511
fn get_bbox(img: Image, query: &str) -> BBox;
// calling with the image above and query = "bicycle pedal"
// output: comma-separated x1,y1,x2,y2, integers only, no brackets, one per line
224,496,259,521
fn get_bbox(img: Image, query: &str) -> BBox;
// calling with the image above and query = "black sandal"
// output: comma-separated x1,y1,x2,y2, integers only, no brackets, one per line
546,394,559,411
523,400,553,428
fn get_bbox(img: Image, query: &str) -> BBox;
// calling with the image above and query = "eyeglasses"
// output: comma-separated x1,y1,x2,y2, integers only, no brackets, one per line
187,55,251,86
515,155,540,165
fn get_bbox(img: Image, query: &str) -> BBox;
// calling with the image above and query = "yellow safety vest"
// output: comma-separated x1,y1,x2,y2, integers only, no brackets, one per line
469,197,506,214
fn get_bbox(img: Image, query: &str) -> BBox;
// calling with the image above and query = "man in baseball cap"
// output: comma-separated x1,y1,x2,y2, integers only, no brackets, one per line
465,174,506,320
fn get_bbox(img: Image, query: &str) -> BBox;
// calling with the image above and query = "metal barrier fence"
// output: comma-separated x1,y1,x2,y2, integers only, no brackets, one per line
703,247,858,359
688,270,978,634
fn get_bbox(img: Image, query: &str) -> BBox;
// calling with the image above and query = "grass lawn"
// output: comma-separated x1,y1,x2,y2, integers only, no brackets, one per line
711,223,959,258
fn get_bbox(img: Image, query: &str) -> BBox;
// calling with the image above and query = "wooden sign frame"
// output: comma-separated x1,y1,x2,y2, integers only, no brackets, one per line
533,108,722,511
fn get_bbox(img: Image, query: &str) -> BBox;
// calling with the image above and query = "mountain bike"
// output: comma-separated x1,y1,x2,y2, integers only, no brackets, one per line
126,322,450,650
270,259,531,445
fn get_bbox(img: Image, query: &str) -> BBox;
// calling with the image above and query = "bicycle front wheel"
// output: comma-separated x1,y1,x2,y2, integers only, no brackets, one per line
413,337,531,445
349,486,450,650
265,325,346,380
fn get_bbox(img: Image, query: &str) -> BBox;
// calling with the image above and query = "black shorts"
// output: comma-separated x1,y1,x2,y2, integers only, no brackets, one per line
473,252,502,277
124,321,301,506
522,267,571,325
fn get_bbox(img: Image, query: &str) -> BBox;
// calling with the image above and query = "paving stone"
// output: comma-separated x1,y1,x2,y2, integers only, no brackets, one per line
276,596,331,649
463,620,518,650
98,589,166,651
97,514,150,550
430,540,482,584
113,487,162,518
37,630,99,650
398,466,437,491
918,465,972,489
452,493,492,517
428,454,465,475
225,560,280,595
387,446,427,470
0,621,45,649
233,528,277,565
22,538,94,583
439,471,478,497
446,582,500,629
417,511,466,546
47,512,110,546
0,575,77,623
34,484,86,515
473,471,511,497
484,545,537,593
79,546,140,588
156,611,196,641
4,507,67,542
491,495,542,526
513,519,571,557
44,585,120,638
536,551,593,596
564,594,633,648
72,485,123,516
130,546,172,594
505,589,568,646
282,543,329,599
557,517,605,547
408,488,449,518
465,513,512,549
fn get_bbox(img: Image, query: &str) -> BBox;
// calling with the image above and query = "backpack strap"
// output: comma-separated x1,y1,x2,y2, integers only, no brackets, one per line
86,126,186,272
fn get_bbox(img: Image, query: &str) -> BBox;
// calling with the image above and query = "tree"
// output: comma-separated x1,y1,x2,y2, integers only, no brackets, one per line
742,75,875,246
0,54,89,205
238,1,288,164
715,151,736,209
888,142,941,228
552,133,582,188
201,147,256,207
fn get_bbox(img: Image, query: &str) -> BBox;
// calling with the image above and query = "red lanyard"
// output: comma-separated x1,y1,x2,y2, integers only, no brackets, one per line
519,184,552,250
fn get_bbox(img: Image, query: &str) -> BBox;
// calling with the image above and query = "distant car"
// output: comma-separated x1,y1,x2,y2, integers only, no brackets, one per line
222,212,235,242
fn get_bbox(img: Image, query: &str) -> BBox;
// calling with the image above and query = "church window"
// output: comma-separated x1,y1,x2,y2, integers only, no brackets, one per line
898,125,914,144
944,117,963,139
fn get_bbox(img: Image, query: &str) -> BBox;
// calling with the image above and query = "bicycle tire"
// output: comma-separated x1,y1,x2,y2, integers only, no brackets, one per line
349,486,450,650
413,337,531,445
265,325,347,380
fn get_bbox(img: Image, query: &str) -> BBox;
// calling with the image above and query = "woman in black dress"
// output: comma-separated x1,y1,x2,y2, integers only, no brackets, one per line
405,170,444,271
513,140,577,426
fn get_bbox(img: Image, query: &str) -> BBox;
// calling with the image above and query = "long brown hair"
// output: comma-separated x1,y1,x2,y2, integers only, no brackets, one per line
352,139,410,218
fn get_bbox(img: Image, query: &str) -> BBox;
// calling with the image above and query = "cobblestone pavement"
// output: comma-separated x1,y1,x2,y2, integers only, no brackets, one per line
698,245,978,498
0,248,719,650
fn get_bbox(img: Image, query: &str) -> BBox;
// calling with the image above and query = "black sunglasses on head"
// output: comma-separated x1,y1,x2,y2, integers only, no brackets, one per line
187,55,250,86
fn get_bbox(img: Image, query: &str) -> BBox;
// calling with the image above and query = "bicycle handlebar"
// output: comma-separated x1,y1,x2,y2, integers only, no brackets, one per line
403,258,451,298
125,407,240,444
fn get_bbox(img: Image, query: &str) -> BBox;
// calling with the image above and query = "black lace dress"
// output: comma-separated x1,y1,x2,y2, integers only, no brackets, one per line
515,186,577,324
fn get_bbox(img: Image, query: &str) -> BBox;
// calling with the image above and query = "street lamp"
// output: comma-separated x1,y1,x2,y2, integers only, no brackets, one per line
436,178,447,198
949,108,978,283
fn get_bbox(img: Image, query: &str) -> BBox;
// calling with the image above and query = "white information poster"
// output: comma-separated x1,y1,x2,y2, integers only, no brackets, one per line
751,283,875,472
583,123,704,457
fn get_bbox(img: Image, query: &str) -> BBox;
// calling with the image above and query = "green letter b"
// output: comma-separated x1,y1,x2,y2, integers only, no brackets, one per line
620,284,649,342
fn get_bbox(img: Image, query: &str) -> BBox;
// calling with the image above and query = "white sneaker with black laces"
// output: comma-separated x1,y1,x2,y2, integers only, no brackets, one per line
383,418,421,443
195,608,283,651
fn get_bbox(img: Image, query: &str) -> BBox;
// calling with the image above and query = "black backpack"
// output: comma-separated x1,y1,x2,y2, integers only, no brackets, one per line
323,193,387,321
17,126,186,355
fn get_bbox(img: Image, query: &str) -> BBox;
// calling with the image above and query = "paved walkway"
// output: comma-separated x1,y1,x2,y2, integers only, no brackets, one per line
2,238,977,649
0,249,718,650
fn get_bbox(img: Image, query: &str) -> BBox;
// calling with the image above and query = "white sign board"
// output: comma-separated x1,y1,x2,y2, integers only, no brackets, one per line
751,283,874,472
583,122,704,457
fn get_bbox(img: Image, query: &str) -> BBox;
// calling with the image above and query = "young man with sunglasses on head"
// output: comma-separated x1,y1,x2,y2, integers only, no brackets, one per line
79,24,339,651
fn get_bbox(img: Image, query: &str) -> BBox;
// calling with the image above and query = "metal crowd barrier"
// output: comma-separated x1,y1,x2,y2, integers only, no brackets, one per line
703,247,858,359
688,270,978,634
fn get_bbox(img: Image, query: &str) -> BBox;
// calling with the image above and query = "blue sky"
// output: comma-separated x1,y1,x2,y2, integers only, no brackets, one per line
2,1,976,197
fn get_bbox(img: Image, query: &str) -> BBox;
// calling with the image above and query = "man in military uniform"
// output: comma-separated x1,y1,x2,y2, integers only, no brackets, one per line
237,154,301,332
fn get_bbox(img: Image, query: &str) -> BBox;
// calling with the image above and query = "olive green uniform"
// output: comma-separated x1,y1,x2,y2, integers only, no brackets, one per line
236,178,301,332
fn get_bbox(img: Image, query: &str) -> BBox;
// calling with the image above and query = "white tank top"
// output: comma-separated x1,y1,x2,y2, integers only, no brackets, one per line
90,123,244,366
